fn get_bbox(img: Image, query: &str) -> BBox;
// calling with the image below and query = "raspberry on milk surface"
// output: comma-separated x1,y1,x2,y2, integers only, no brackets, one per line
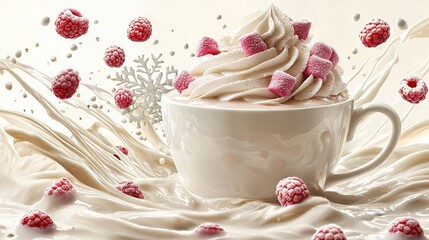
0,0,429,239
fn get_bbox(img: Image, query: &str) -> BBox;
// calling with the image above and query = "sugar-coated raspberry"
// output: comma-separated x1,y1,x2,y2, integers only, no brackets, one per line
44,177,76,201
329,48,339,67
127,17,152,42
173,70,195,93
21,210,54,230
399,76,428,104
388,217,424,237
52,69,80,99
55,9,89,39
276,177,310,206
304,55,333,81
114,146,128,160
312,224,347,240
292,20,312,40
310,42,333,60
268,70,296,97
114,87,133,109
196,37,221,57
104,45,125,68
360,18,390,48
239,31,268,57
116,180,144,199
195,223,225,236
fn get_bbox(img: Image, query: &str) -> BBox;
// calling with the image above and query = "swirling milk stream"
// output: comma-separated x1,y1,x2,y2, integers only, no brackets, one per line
0,20,429,240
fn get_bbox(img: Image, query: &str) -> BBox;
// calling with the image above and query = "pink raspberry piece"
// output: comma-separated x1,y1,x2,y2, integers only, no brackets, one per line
114,146,128,160
44,177,76,201
329,48,339,67
276,176,310,206
195,223,225,236
312,224,347,240
173,70,195,93
52,69,80,99
21,210,54,230
310,42,333,60
197,37,221,57
55,9,89,39
127,17,152,42
114,87,133,109
399,76,428,104
304,55,333,81
238,31,268,57
104,45,125,68
116,180,144,199
388,217,424,237
268,70,296,97
292,20,312,40
360,18,390,48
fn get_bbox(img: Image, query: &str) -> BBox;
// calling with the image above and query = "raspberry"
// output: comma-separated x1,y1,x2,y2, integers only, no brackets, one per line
196,37,221,57
44,177,76,201
388,217,424,237
127,17,152,42
268,70,296,97
239,31,268,57
312,224,347,240
399,76,428,104
21,210,54,230
114,146,128,160
116,180,144,199
114,87,133,109
304,55,333,81
104,45,125,68
52,69,80,99
310,42,333,60
55,9,89,39
195,223,225,236
292,20,312,40
359,18,390,48
276,177,310,206
173,70,195,93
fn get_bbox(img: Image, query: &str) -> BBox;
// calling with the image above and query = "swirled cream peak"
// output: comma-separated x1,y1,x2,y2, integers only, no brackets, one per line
179,5,348,104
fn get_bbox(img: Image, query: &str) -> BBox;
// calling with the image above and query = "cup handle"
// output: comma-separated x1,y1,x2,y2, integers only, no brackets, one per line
326,102,401,184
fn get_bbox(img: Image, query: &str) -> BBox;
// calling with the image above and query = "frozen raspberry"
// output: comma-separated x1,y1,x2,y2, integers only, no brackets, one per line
292,20,312,40
173,70,195,93
21,210,54,230
197,37,221,57
55,9,89,39
360,18,390,48
329,48,339,67
239,31,267,57
114,87,133,109
116,180,144,199
388,217,424,237
44,177,76,201
195,223,225,236
276,177,310,206
114,146,128,160
399,76,428,104
52,69,80,99
104,45,125,68
127,17,152,42
304,55,333,81
310,42,333,60
268,70,296,97
312,224,347,240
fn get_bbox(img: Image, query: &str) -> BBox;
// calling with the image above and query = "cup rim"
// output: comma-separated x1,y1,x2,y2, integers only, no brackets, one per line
162,93,354,112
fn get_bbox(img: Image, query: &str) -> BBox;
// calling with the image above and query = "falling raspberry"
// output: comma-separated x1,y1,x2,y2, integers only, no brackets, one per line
55,9,89,39
398,76,428,104
195,223,225,236
21,210,54,230
276,177,310,206
44,177,76,201
196,37,221,57
173,70,195,93
51,69,80,99
312,224,347,240
127,17,152,42
104,45,126,68
114,87,133,109
388,217,424,237
116,180,144,199
359,18,390,48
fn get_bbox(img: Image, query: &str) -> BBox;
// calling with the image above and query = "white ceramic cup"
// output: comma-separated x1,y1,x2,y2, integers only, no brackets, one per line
161,95,401,200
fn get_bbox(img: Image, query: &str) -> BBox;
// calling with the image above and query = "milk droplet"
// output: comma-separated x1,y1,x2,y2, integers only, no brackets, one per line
5,55,10,59
15,50,22,58
169,51,175,56
353,13,360,22
397,19,408,30
352,65,356,70
96,37,100,42
23,93,27,98
222,24,227,29
121,118,127,123
10,58,16,64
352,48,358,54
94,19,99,24
99,105,103,109
217,15,222,20
41,16,50,26
153,39,159,45
106,75,111,79
66,53,72,58
184,43,189,49
70,44,78,51
5,82,13,90
35,43,39,47
92,104,98,109
51,56,57,62
90,96,96,101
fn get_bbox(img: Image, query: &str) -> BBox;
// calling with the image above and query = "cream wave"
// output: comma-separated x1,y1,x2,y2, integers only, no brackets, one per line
180,5,347,104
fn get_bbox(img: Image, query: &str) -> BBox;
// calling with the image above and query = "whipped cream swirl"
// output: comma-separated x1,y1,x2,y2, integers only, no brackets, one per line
181,5,347,104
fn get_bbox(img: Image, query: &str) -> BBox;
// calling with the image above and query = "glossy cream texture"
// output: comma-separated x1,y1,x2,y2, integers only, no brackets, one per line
1,9,429,240
183,5,347,104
